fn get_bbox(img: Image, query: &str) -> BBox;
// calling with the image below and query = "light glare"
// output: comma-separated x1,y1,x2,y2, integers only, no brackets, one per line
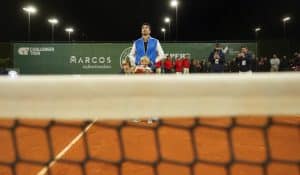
255,27,261,32
164,17,171,23
170,0,178,7
48,18,59,24
23,6,37,14
65,28,74,33
283,17,291,22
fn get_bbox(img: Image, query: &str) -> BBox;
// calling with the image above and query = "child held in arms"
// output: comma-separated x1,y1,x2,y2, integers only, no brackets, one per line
134,56,153,74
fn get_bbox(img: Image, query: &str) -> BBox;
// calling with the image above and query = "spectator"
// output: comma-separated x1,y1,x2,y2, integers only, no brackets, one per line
155,60,162,74
236,47,253,73
270,54,280,72
174,57,183,74
201,60,208,73
289,54,295,69
190,59,197,73
264,57,271,72
182,55,191,74
229,58,239,72
190,59,202,73
194,60,202,73
208,43,225,73
120,59,134,74
224,61,230,72
293,53,300,71
257,57,266,72
164,55,173,73
0,68,8,75
280,56,290,71
251,55,258,72
199,60,203,73
293,52,298,59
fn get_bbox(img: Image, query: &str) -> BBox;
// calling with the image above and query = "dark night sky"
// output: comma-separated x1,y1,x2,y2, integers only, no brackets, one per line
1,0,300,42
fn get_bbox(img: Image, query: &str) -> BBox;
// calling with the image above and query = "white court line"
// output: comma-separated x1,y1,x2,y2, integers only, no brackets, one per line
37,119,98,175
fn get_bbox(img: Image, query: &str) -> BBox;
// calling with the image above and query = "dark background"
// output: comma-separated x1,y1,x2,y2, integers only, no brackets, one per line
1,0,300,42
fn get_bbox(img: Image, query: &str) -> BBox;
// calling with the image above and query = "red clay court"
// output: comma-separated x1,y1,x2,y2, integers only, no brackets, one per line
0,116,299,175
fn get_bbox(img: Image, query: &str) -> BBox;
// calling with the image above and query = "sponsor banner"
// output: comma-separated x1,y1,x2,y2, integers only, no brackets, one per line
14,43,256,74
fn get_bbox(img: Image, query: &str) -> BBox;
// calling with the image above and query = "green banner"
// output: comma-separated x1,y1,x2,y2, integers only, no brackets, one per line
14,42,256,74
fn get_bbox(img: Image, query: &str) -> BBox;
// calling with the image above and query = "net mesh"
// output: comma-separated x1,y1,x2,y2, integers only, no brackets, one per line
0,116,299,175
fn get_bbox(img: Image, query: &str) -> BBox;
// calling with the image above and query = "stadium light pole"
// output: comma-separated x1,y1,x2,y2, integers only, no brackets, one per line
48,18,59,42
164,17,171,40
282,17,291,39
254,27,261,40
254,27,261,57
65,28,74,42
161,28,166,42
170,0,179,41
23,5,37,41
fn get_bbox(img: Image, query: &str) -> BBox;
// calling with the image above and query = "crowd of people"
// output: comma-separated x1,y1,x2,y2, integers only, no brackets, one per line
121,44,300,74
191,51,300,73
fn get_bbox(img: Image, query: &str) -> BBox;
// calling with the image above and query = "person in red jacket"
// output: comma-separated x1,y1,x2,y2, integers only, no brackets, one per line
182,55,191,74
174,57,183,74
155,60,162,74
164,55,173,73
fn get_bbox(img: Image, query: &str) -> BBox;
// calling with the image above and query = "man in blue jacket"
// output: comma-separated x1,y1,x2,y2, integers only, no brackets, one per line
208,43,225,73
128,23,165,68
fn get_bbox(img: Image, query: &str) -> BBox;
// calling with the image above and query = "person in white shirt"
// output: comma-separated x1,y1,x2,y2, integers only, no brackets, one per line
128,23,165,69
270,54,281,72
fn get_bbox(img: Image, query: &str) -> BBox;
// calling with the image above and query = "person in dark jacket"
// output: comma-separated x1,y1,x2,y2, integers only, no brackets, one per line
264,57,271,72
229,58,239,72
257,57,266,72
293,53,300,71
0,68,8,75
194,59,202,73
201,60,208,73
251,55,258,72
236,47,253,72
280,56,290,71
208,43,225,73
189,59,197,73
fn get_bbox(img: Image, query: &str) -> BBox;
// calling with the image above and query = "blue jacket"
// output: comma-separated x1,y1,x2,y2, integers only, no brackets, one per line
134,37,158,65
